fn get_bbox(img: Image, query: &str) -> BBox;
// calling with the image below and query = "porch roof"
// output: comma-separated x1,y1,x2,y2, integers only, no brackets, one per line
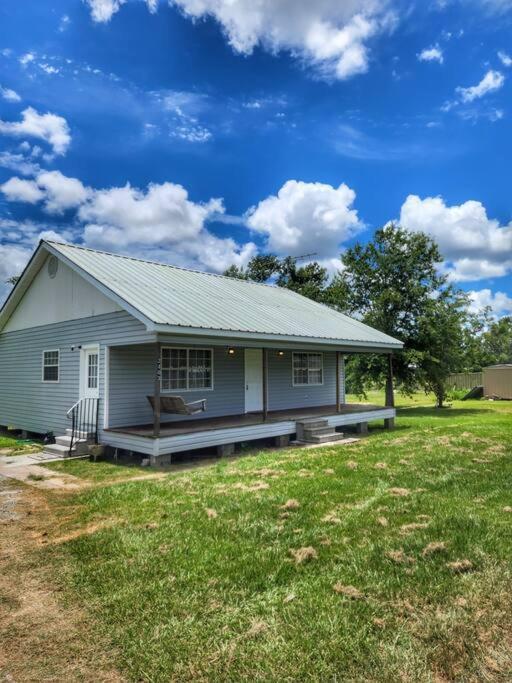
20,241,402,350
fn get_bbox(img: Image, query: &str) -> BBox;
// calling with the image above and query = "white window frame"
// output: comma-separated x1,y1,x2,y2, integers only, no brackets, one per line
161,346,214,393
42,349,60,384
292,352,324,387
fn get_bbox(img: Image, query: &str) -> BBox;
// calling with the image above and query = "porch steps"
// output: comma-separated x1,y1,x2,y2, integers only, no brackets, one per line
296,418,345,445
41,434,93,458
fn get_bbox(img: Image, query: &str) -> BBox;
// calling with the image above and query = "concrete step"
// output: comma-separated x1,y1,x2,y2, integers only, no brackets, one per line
55,435,88,447
296,419,329,429
303,426,335,438
43,443,74,457
301,432,346,444
55,435,91,454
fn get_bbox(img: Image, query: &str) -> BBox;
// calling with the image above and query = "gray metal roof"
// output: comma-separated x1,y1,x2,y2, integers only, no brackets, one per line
41,241,402,349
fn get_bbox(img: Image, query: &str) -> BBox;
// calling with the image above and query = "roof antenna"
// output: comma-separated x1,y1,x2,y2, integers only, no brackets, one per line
289,252,318,262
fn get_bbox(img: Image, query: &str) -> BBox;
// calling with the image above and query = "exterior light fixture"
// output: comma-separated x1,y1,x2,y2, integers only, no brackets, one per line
277,350,284,357
228,347,235,355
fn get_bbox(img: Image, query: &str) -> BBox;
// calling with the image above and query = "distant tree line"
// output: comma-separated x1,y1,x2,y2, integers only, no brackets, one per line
224,224,512,408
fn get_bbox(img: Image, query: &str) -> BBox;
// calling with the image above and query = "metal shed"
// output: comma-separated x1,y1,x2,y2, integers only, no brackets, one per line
483,364,512,399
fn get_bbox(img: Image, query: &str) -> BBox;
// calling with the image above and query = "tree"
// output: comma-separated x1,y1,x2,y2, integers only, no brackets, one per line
333,224,472,406
481,316,512,365
6,275,20,286
224,254,337,303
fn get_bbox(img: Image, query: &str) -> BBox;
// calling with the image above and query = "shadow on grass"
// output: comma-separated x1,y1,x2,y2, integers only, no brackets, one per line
396,406,494,418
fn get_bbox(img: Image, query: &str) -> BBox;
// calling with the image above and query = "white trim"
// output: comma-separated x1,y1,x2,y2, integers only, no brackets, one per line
292,352,324,387
103,345,110,429
79,343,100,400
160,346,214,393
42,348,60,383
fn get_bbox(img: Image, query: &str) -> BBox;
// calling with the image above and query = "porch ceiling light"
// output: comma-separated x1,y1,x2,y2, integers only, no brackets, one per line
277,350,285,357
228,347,236,355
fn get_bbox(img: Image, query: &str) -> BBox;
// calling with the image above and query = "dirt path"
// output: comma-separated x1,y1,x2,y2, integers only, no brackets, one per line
0,474,125,682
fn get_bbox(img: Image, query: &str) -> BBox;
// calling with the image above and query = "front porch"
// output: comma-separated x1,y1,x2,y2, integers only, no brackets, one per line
102,403,396,464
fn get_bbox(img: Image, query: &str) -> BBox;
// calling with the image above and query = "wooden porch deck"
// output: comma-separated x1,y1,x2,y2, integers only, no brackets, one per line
106,403,384,438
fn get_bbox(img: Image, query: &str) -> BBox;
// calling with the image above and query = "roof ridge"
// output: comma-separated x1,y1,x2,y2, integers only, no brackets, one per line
45,240,282,291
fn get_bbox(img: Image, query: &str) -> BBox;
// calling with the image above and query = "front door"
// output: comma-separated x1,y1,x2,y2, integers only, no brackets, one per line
80,345,100,400
245,348,263,413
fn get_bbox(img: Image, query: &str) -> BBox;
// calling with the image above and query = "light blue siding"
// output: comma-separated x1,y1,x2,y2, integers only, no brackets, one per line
0,311,151,435
108,344,245,427
107,345,344,427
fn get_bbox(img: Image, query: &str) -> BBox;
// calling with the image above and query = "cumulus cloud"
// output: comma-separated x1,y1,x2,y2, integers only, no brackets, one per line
0,107,71,155
468,288,512,317
0,151,41,176
456,69,505,102
246,180,361,258
86,0,156,22
87,0,395,80
0,242,33,302
0,177,44,204
399,194,512,281
78,181,255,273
1,171,89,213
0,86,21,102
418,44,444,64
498,50,512,67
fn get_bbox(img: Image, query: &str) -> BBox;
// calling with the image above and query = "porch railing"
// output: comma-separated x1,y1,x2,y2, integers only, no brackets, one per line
66,398,100,457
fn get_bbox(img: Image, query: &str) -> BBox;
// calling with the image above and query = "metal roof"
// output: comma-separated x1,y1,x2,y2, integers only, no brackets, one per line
6,240,403,349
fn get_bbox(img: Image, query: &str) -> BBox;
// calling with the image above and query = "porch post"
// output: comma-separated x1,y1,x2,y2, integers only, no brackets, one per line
385,353,395,408
153,341,161,438
262,348,268,421
336,351,341,413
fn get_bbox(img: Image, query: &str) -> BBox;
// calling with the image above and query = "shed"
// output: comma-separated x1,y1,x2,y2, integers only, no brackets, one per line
483,364,512,399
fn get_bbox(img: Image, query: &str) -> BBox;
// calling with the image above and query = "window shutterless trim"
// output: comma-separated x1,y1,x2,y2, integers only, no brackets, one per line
160,346,214,392
42,348,60,383
292,351,324,387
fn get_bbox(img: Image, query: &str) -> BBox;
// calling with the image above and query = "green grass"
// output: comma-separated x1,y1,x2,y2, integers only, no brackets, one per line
41,396,512,681
0,433,43,455
47,457,148,483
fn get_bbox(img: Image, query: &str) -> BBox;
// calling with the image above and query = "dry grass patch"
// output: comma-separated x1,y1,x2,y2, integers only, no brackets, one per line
280,499,300,511
400,522,430,535
446,559,474,574
388,487,411,497
332,583,364,600
422,541,448,556
289,546,318,564
386,549,416,565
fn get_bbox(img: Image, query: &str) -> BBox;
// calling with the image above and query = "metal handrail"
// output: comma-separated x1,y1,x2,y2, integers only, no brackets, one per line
66,398,100,456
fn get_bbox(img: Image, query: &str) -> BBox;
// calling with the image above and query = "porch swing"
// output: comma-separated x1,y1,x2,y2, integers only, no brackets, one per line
147,395,207,416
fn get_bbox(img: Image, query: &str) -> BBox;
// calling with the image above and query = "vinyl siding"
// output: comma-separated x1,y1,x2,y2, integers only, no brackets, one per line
107,345,344,427
108,344,245,428
0,311,151,435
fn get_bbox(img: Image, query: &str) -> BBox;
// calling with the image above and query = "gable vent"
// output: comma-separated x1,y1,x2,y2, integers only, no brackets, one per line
47,256,59,279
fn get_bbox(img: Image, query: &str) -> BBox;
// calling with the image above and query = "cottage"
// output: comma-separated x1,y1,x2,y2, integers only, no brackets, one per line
0,240,403,465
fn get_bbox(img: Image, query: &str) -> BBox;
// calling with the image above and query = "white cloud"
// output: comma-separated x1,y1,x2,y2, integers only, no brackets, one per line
0,243,33,302
246,180,361,257
0,86,21,102
0,107,71,155
456,69,505,102
0,177,44,204
1,171,90,213
88,0,396,80
0,152,41,176
36,171,90,213
86,0,156,22
399,194,512,281
80,181,254,272
418,44,444,64
498,50,512,67
468,289,512,317
19,52,35,66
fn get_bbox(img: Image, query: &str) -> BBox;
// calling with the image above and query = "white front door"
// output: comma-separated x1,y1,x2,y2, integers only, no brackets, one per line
80,345,100,400
245,348,263,413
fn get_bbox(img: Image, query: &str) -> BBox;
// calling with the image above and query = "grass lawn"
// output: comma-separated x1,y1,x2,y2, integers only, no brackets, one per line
25,396,512,680
0,432,42,455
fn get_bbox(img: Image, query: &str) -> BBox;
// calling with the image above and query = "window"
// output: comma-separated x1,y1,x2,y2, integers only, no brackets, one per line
42,350,59,383
87,352,99,389
161,347,213,391
293,352,323,386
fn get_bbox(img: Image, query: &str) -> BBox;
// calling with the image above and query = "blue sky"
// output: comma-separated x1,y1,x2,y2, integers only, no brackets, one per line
0,0,511,316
